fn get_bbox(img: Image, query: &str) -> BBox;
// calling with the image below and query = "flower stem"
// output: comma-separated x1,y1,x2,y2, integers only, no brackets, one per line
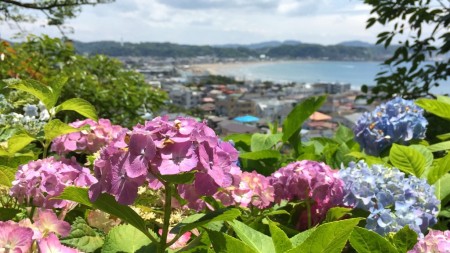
305,198,312,229
159,183,173,253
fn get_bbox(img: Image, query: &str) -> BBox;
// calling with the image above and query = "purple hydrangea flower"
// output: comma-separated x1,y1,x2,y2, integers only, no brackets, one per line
353,97,428,156
339,160,439,236
230,171,274,209
408,230,450,253
89,116,242,207
269,160,344,230
51,118,127,155
10,157,97,209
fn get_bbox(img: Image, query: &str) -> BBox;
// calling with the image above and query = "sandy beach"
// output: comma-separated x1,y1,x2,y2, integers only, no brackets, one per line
187,60,290,76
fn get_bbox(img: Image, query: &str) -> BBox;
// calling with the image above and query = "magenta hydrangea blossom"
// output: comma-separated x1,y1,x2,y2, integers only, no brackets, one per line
34,209,71,238
270,160,344,229
51,118,127,155
0,221,34,252
10,157,97,208
408,230,450,253
89,116,242,207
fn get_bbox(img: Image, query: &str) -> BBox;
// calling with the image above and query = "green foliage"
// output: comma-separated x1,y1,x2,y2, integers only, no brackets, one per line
0,207,20,221
61,217,104,252
208,231,257,253
363,0,450,100
0,131,35,157
55,98,98,121
172,208,241,236
57,187,154,242
228,220,275,253
416,97,450,121
289,228,316,247
389,144,426,177
0,0,113,29
251,133,282,152
282,95,327,143
0,166,16,187
349,227,398,253
0,36,167,127
239,150,281,160
268,220,293,253
102,224,155,253
389,226,418,252
285,218,363,253
428,153,450,184
43,119,80,143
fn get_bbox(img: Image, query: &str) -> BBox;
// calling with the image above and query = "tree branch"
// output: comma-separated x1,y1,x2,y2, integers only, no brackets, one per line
0,0,108,10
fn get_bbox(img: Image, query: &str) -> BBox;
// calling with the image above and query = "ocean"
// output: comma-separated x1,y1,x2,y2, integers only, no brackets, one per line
214,60,450,94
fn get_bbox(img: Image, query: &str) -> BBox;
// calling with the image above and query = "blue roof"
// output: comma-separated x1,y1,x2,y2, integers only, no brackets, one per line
233,115,260,123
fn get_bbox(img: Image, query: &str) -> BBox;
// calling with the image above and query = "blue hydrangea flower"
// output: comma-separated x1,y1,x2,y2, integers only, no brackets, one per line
353,97,427,156
339,160,439,236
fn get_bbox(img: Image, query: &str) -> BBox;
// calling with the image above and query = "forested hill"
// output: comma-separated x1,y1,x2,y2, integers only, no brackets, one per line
72,40,396,60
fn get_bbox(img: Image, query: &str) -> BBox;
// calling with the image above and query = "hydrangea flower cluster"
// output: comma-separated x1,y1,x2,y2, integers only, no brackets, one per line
408,230,450,253
353,97,427,156
0,209,78,252
229,171,274,209
0,95,50,135
10,157,97,208
338,160,439,236
89,116,242,206
269,160,344,229
51,118,127,155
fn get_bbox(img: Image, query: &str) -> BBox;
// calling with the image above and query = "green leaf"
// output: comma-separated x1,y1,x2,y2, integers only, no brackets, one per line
172,208,241,236
389,144,426,177
282,95,327,142
410,145,433,171
428,153,450,184
0,166,16,187
428,141,450,152
55,98,98,120
102,224,155,253
239,150,281,160
334,125,354,143
390,226,418,252
0,208,20,221
437,132,450,141
5,79,58,109
56,187,152,240
325,207,353,222
228,220,275,253
224,134,252,146
268,220,293,253
251,133,283,152
416,98,450,120
208,231,257,253
286,218,363,253
48,76,68,103
44,119,80,142
436,174,450,206
60,217,104,252
160,171,196,184
349,227,398,253
289,228,316,247
0,131,35,157
437,95,450,105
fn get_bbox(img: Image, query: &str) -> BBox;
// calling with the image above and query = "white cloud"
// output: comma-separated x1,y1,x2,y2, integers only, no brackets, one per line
0,0,387,45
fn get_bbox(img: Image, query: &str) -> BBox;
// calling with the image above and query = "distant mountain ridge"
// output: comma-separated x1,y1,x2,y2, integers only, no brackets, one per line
72,40,395,61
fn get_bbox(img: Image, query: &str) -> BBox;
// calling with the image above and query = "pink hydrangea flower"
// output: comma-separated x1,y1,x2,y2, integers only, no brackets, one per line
10,157,97,208
0,221,34,252
270,160,344,230
38,233,80,253
158,229,191,249
51,118,127,155
34,209,71,238
409,230,450,253
231,171,274,209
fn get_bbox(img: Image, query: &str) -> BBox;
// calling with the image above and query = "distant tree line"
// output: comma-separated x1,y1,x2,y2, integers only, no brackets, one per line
72,41,396,61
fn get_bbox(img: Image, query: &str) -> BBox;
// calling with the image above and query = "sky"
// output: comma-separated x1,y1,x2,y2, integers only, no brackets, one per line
1,0,392,45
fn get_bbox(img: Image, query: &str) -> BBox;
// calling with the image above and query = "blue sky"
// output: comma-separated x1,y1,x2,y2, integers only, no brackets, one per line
1,0,391,45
